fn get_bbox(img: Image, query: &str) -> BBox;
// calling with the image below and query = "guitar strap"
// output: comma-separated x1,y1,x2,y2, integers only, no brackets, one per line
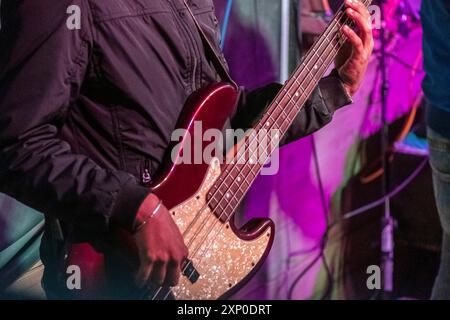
183,1,237,87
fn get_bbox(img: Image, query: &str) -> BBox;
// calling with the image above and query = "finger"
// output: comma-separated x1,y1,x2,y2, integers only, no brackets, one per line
165,261,182,287
335,41,352,69
346,7,372,50
149,260,167,287
135,262,153,288
342,25,364,56
345,0,370,20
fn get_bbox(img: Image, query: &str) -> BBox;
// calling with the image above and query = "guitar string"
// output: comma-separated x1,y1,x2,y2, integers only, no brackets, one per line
157,25,351,302
177,0,366,249
181,2,348,249
155,16,354,302
154,9,353,300
152,4,354,300
153,1,370,300
177,0,371,286
182,0,370,268
178,4,343,245
182,4,351,262
182,24,348,287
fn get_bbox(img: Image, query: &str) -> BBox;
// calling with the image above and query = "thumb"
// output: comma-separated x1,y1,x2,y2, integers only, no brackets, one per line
135,261,153,288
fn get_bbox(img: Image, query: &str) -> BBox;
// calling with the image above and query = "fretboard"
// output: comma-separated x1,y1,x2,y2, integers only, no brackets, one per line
208,0,372,222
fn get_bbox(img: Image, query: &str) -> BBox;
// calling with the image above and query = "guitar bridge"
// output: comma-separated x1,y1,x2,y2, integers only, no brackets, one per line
183,259,200,284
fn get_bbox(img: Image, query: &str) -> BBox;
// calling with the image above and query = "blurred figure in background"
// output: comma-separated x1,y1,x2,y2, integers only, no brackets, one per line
421,0,450,300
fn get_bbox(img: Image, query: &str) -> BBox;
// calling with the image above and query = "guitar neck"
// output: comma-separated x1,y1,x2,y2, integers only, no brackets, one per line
258,0,372,140
208,0,372,220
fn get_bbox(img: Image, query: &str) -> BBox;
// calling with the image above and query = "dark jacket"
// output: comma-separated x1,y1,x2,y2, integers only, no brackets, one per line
421,0,450,138
0,0,350,289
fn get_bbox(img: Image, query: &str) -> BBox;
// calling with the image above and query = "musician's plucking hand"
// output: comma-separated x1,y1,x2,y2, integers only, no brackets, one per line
133,194,188,288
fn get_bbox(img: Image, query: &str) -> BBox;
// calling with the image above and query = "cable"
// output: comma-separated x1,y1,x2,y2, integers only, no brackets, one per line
286,232,332,300
286,136,334,300
286,156,428,299
331,156,428,229
288,244,321,257
310,135,334,300
284,53,427,302
382,51,423,72
348,57,381,178
287,251,323,300
220,0,233,50
312,136,329,221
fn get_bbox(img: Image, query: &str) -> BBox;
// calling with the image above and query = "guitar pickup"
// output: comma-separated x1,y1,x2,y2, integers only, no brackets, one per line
182,259,200,284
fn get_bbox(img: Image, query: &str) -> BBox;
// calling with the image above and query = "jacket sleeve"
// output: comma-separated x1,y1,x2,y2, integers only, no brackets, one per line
231,70,352,146
0,0,149,233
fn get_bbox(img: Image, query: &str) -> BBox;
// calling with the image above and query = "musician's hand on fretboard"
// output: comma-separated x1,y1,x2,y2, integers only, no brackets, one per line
336,0,374,97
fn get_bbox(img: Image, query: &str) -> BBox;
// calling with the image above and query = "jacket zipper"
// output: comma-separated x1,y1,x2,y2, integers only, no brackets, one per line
142,158,151,185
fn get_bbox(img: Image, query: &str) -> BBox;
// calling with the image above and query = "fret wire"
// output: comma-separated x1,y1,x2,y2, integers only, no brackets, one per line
273,100,287,127
279,0,372,107
215,199,226,212
274,46,335,137
210,1,374,215
313,49,323,66
268,112,276,123
222,174,248,220
190,4,375,267
280,104,289,120
293,78,306,97
284,90,292,100
214,73,320,217
216,165,249,215
304,63,311,74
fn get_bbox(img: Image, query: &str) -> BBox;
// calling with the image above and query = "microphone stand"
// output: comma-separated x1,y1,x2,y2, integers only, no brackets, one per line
378,0,394,299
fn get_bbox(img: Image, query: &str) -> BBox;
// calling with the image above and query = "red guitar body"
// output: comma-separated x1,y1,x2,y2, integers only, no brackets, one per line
65,83,275,300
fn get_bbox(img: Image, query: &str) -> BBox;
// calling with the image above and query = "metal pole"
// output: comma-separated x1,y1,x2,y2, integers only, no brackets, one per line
379,0,394,297
280,0,291,83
